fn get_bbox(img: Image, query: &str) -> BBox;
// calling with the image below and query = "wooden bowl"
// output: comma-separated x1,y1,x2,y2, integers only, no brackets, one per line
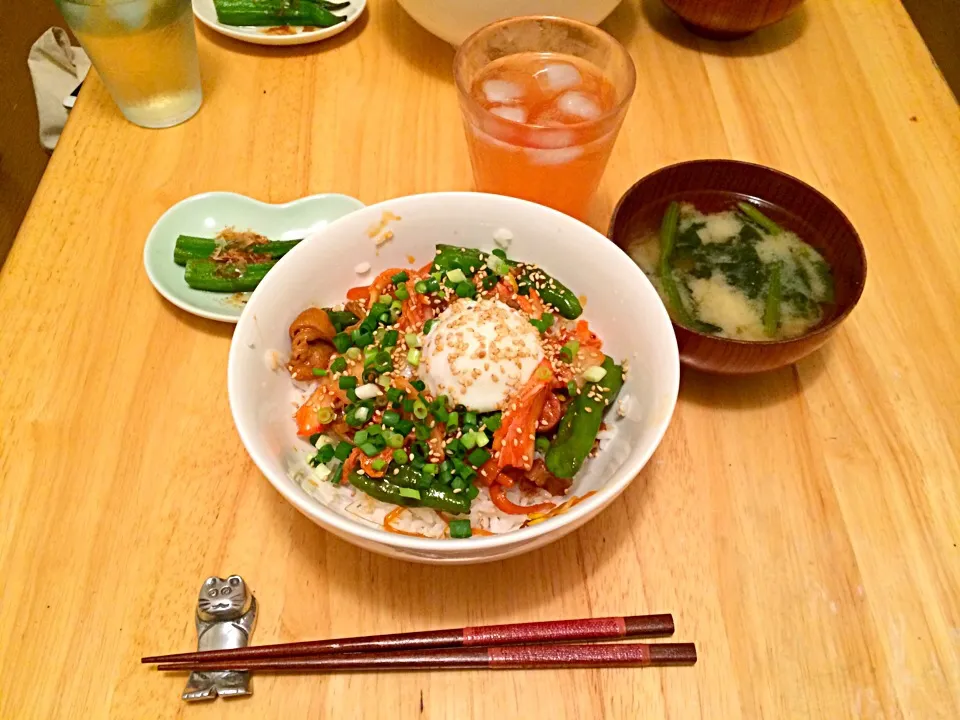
662,0,805,39
608,160,867,374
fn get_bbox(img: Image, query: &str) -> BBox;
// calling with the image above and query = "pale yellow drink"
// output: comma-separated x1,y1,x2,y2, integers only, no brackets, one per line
57,0,202,128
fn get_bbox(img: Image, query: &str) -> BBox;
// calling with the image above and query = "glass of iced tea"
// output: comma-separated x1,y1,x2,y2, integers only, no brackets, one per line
454,16,636,221
57,0,202,128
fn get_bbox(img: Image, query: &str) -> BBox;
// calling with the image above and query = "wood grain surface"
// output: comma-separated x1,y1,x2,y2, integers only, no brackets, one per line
1,1,959,717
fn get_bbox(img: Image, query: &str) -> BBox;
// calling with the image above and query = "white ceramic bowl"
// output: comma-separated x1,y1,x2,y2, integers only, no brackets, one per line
228,192,679,564
396,0,622,45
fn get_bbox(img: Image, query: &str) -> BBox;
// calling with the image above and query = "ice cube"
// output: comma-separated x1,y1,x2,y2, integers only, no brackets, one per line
535,63,582,93
524,147,584,166
530,127,575,149
557,91,602,121
489,105,528,123
107,1,150,30
482,79,524,105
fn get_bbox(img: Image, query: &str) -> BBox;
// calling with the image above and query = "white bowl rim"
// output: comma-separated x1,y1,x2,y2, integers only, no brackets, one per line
228,191,680,553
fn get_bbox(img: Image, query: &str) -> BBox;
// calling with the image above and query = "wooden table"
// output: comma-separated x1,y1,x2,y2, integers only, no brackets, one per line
2,1,958,717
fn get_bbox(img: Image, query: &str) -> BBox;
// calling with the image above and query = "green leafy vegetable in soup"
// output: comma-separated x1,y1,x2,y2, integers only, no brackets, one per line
630,203,834,341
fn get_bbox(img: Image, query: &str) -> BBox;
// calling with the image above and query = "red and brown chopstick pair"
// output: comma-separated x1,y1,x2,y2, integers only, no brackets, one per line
143,614,696,673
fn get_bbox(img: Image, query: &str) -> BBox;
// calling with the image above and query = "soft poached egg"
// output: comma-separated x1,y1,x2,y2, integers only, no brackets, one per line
418,298,543,412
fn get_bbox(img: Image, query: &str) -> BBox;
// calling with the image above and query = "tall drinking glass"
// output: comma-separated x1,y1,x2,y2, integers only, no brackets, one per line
56,0,202,128
454,16,636,221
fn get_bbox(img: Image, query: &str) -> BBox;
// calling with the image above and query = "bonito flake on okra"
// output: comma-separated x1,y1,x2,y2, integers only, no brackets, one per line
286,244,624,539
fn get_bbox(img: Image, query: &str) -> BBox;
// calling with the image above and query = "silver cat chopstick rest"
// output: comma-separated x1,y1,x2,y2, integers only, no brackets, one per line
182,575,258,701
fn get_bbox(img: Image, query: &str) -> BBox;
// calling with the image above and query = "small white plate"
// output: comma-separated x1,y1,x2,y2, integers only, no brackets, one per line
192,0,366,46
144,192,365,323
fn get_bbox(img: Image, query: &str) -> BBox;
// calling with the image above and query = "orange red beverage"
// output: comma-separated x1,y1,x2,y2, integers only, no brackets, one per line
455,17,636,221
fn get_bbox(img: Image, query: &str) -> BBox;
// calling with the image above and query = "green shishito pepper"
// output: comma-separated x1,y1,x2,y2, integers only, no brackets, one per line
213,0,347,27
184,259,276,292
348,469,471,515
173,235,301,266
432,244,582,320
544,356,624,479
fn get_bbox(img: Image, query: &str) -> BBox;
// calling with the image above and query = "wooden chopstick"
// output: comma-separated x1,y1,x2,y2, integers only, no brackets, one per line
156,642,697,672
142,614,674,664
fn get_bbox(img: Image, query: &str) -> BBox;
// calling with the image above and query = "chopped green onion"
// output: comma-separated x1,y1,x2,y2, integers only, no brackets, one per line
455,282,475,298
423,463,438,475
535,436,550,454
354,430,369,444
371,458,387,471
396,419,415,435
486,254,509,275
386,387,404,403
363,346,379,364
312,368,328,377
347,388,359,402
482,413,502,431
407,348,421,366
345,347,362,361
316,406,335,424
413,399,428,419
566,380,578,395
379,293,393,305
446,438,462,455
395,283,409,301
382,330,400,349
560,339,580,363
330,356,347,373
446,268,467,283
467,448,491,466
386,432,404,449
360,442,379,457
412,379,427,391
339,375,358,390
451,477,466,490
405,333,421,348
332,333,352,353
491,248,507,260
334,442,353,461
475,430,489,447
424,278,440,293
355,383,382,400
393,449,408,464
447,411,459,429
382,410,401,427
354,406,370,422
466,485,479,500
422,320,436,335
314,445,333,463
401,398,415,413
461,432,477,450
398,487,421,500
391,271,409,284
365,424,382,436
582,366,608,383
414,280,428,294
464,411,477,427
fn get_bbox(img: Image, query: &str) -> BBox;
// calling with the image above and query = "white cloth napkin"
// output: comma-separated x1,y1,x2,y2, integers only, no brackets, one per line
28,27,91,150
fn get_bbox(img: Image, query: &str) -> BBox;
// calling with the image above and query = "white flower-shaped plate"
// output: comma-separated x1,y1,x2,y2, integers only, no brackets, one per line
192,0,366,46
144,192,365,323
